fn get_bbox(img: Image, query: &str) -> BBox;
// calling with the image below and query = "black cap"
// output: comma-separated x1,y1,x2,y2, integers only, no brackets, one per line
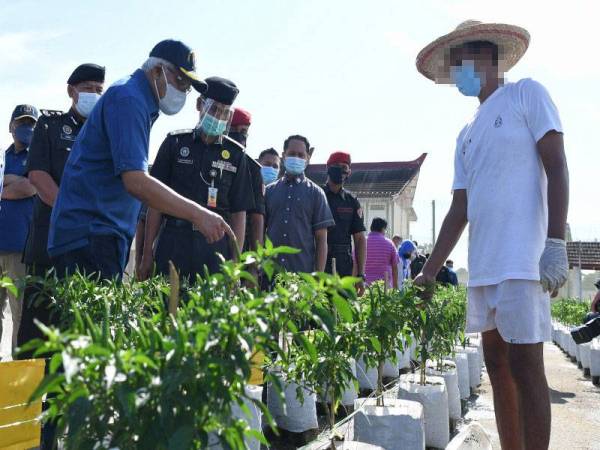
204,77,239,105
149,39,207,93
11,104,39,123
68,63,106,85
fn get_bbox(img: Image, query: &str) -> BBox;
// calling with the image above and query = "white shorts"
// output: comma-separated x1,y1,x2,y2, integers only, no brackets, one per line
466,279,551,344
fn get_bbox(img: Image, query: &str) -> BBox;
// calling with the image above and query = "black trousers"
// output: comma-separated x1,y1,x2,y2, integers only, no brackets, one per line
17,263,55,358
154,225,230,281
325,250,353,277
52,235,126,281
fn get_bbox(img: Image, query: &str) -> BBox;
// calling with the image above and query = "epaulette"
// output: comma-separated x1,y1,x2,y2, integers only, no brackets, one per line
168,128,193,136
40,109,63,117
245,154,262,169
221,134,244,152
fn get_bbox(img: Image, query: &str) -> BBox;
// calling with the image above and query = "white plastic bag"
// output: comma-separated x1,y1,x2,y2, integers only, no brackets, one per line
446,422,492,450
426,361,461,421
267,375,318,433
397,373,450,449
452,352,470,400
353,397,425,450
356,357,378,391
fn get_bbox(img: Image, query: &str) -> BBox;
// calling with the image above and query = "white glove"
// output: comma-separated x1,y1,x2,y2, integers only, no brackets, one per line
539,238,568,293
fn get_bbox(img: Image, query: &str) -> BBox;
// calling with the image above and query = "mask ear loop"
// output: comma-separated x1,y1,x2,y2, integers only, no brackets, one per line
153,65,169,101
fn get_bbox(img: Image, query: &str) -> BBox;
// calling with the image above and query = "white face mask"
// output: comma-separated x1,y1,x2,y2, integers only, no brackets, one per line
156,66,187,115
75,92,101,118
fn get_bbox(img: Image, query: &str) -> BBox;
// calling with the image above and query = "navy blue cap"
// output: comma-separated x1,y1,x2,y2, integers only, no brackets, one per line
150,39,207,93
11,104,39,122
204,77,239,105
68,63,105,85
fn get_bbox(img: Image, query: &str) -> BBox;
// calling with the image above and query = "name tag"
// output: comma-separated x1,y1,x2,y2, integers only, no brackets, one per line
212,160,237,173
177,158,194,165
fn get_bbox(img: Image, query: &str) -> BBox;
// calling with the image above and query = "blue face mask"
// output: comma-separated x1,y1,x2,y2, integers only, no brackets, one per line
284,156,306,175
450,61,482,97
14,124,34,147
200,114,228,136
261,166,279,185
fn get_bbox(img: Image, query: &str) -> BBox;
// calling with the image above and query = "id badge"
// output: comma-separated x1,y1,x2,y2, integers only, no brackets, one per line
208,187,218,208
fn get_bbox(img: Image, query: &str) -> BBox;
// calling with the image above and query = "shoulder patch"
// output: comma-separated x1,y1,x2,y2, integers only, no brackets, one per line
168,128,193,136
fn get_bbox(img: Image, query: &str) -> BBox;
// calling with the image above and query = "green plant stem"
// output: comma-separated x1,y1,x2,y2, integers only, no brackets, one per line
376,359,385,407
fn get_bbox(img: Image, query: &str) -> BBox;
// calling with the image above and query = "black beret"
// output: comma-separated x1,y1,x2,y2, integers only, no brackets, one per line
203,76,239,105
68,63,105,85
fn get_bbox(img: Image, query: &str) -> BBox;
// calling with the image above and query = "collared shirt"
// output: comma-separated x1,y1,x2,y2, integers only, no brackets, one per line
0,145,34,252
150,131,254,223
265,174,334,272
364,231,399,287
24,109,84,265
452,79,562,287
323,184,365,247
49,69,159,258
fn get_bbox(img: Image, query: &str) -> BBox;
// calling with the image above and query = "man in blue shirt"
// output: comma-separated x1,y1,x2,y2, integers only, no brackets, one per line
49,39,233,280
0,104,38,353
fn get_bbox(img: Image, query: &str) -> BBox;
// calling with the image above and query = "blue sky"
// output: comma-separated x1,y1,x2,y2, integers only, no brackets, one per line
1,0,599,269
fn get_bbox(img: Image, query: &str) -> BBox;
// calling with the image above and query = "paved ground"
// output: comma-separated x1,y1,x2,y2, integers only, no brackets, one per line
464,342,600,450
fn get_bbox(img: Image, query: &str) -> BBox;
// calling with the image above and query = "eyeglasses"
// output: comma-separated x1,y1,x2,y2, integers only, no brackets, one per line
165,66,192,93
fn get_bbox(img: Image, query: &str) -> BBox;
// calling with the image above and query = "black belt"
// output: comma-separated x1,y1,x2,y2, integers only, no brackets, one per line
165,218,195,230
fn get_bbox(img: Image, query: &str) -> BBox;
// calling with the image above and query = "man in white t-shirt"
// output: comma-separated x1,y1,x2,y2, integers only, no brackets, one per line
414,21,569,450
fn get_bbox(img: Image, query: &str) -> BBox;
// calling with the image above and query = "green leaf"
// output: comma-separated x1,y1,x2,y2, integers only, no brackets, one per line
168,425,194,450
332,295,353,322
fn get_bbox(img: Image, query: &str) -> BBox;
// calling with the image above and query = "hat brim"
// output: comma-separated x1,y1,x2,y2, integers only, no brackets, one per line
180,67,208,93
416,23,530,83
12,114,38,122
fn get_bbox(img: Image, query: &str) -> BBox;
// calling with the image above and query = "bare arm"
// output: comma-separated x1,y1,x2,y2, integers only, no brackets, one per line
121,171,232,244
391,262,399,289
417,189,468,285
230,211,246,251
353,231,366,275
2,176,36,199
538,131,569,240
314,228,328,272
28,170,58,207
249,213,264,250
137,208,163,280
135,218,146,269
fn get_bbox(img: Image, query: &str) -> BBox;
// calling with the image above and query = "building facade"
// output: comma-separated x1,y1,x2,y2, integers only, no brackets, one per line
306,153,427,240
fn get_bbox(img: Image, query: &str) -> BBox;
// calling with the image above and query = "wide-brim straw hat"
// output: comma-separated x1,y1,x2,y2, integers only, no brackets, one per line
416,20,530,83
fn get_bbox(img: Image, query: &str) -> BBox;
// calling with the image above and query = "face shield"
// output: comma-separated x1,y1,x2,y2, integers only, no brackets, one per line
198,98,234,137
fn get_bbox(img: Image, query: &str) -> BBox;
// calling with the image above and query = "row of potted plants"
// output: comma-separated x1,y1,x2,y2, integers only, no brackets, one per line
551,298,600,385
21,243,480,449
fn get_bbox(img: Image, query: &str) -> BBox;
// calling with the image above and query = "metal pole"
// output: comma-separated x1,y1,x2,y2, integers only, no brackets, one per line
578,241,583,300
432,200,436,247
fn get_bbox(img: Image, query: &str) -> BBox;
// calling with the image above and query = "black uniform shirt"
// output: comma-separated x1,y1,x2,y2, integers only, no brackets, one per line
246,155,265,216
324,184,366,247
150,129,255,222
23,109,84,265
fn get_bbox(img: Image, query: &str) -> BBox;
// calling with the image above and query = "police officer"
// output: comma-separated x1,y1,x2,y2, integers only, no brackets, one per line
17,64,106,349
140,77,255,280
323,151,366,294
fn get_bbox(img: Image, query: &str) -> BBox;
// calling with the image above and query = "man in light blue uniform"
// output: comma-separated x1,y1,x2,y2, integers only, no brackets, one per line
49,40,233,280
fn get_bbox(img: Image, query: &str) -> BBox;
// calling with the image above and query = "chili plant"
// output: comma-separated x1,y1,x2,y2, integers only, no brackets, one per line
23,245,301,450
358,281,414,405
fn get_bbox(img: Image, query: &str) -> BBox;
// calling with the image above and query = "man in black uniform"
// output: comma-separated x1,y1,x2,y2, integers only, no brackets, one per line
323,151,366,294
227,107,266,252
19,63,105,348
140,77,255,280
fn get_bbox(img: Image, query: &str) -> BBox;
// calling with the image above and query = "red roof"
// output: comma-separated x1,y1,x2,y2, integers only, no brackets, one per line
567,241,600,270
306,153,427,197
